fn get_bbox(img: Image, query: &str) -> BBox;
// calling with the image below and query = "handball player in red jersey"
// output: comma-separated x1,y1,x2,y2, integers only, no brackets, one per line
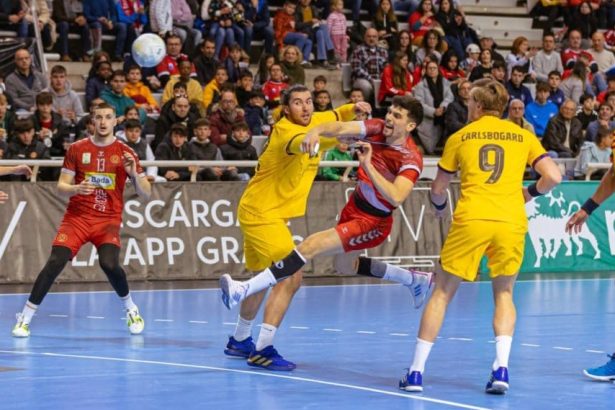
12,103,152,338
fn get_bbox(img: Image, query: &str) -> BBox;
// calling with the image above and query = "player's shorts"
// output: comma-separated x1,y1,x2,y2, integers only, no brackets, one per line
52,213,121,257
335,193,393,253
238,207,295,272
440,219,526,281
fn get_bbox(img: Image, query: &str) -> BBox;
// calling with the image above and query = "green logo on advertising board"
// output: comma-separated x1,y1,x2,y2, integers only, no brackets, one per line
482,182,615,274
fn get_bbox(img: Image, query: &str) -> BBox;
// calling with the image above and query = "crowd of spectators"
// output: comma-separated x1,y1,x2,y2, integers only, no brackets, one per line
0,0,613,181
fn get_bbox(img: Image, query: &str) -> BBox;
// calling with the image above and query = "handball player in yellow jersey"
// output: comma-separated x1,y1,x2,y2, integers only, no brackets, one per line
221,84,371,371
401,80,562,394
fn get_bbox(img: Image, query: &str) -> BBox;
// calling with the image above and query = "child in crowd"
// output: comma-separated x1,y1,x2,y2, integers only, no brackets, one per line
327,0,349,63
125,65,159,113
219,121,258,181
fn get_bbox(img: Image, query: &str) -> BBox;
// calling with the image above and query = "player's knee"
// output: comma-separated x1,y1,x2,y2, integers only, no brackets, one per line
98,257,121,276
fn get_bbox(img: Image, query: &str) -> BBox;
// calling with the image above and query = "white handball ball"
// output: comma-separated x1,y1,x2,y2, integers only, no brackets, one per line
131,33,166,68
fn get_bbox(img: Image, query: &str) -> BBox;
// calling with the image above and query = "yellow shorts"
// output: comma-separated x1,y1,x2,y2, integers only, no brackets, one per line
239,207,295,272
440,220,526,281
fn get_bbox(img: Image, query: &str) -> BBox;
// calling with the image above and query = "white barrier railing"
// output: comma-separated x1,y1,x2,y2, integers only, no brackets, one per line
0,158,591,182
585,163,613,181
0,158,436,182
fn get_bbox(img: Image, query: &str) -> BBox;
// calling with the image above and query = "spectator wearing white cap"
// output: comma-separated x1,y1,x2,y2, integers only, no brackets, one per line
460,43,480,72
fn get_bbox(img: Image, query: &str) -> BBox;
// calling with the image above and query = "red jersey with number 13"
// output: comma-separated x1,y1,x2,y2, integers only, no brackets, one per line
356,119,423,212
61,137,144,220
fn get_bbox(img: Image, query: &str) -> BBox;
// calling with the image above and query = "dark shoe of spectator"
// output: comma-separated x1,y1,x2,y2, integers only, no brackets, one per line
300,61,312,68
112,55,124,63
316,60,337,70
61,55,72,62
82,55,92,62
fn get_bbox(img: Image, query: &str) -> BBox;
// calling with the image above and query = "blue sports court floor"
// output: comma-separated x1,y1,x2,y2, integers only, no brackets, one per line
0,277,614,410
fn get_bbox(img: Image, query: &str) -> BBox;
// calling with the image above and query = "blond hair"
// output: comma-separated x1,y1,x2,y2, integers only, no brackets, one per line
330,0,343,9
470,79,509,118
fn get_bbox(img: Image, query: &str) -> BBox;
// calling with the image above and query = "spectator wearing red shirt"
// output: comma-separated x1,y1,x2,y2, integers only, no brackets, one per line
155,34,197,87
408,0,440,46
379,51,413,104
262,63,290,108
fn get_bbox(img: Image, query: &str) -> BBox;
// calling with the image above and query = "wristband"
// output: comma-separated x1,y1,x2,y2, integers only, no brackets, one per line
527,182,542,198
431,199,447,211
581,198,599,215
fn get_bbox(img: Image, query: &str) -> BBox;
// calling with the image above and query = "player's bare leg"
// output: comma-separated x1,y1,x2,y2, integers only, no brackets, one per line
485,274,517,394
400,267,462,392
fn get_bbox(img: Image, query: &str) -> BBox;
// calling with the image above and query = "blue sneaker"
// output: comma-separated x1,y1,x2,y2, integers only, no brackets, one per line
584,353,615,381
486,367,509,394
224,336,255,358
399,370,423,392
247,345,296,371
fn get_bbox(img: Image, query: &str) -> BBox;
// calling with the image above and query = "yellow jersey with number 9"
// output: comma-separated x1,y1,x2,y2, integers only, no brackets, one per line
239,104,356,220
439,115,547,228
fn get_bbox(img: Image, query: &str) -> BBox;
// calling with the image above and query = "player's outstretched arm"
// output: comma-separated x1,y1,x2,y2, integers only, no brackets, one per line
566,166,615,234
293,121,366,157
0,165,33,178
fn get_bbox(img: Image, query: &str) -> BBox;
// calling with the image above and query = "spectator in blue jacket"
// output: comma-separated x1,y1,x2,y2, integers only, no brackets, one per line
524,81,558,138
83,0,136,61
506,65,533,107
240,0,274,54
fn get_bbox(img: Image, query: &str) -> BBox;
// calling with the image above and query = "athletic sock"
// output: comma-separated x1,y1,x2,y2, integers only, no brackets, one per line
243,270,277,298
357,258,413,286
233,316,254,342
382,264,414,286
493,335,513,370
255,323,277,351
121,293,138,311
410,338,434,373
21,301,38,325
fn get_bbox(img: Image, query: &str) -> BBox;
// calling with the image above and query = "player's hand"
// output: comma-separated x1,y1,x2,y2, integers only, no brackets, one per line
301,130,321,158
0,191,8,204
566,209,589,234
12,164,33,178
75,180,96,195
354,102,372,116
355,141,372,166
122,152,138,177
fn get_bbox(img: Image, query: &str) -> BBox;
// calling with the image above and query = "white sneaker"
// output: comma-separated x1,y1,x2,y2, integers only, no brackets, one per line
126,307,145,335
219,274,248,310
12,313,30,338
406,270,434,309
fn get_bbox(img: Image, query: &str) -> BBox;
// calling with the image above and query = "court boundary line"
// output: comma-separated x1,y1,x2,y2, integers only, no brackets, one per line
0,277,611,297
0,350,491,410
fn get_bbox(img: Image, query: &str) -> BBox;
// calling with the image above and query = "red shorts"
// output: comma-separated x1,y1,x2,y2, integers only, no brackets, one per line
335,195,393,252
52,213,121,257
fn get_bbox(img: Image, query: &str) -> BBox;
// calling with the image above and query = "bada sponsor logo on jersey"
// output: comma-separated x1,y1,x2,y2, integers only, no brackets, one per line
85,172,116,190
